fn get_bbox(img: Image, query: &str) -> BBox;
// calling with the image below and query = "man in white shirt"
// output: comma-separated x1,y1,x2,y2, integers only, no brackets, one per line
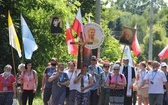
139,61,168,105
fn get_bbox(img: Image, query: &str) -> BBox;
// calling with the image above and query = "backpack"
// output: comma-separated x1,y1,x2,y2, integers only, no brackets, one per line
77,73,90,81
22,69,36,79
97,67,100,74
89,66,100,74
100,72,112,81
108,74,123,85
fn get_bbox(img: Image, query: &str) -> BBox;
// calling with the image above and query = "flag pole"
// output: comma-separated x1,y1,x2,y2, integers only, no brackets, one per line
20,13,25,63
95,0,101,59
11,47,17,76
120,45,126,65
21,43,25,63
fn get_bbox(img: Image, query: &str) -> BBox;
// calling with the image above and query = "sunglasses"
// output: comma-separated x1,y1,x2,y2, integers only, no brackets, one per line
104,66,109,68
114,69,119,71
91,59,97,61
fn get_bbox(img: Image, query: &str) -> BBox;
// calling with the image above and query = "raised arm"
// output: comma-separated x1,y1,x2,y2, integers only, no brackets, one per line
48,72,60,82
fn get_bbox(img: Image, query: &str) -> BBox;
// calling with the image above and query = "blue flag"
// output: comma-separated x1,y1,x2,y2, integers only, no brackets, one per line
21,14,38,59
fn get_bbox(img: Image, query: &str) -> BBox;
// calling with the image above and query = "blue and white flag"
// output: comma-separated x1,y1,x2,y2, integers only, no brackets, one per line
21,14,38,59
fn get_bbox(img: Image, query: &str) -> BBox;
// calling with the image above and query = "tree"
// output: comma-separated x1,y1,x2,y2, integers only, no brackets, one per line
0,0,78,72
100,35,121,62
143,23,168,61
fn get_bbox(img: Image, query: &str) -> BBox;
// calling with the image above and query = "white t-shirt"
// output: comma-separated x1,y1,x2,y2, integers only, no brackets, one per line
76,73,92,93
138,70,148,88
144,69,167,94
65,70,79,90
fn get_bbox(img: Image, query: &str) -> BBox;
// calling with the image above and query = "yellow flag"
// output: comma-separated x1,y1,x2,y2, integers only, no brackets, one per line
8,11,21,57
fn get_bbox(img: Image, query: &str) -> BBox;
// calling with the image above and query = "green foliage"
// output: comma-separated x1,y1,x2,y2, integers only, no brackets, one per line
33,97,43,105
100,7,123,62
100,35,121,62
108,0,168,62
143,23,168,61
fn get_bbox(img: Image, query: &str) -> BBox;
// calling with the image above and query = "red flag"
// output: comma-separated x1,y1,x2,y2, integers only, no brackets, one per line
131,25,141,56
72,8,86,40
66,21,78,55
158,45,168,59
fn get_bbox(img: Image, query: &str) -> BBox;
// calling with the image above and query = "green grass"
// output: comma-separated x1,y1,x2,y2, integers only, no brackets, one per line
33,97,43,105
32,92,43,105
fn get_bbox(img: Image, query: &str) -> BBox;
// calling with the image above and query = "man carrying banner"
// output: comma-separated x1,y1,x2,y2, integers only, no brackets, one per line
120,57,135,105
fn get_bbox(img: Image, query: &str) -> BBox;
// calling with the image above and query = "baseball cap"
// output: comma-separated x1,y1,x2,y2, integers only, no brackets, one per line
161,62,167,67
50,57,57,62
91,55,97,60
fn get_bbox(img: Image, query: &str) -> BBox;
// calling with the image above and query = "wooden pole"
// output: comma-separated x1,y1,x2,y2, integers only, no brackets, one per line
11,47,17,76
70,32,93,87
96,0,101,59
120,45,126,66
21,34,25,63
80,34,84,73
21,13,25,63
80,32,84,87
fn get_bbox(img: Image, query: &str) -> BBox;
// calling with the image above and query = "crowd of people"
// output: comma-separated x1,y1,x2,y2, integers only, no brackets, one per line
0,60,38,105
0,56,168,105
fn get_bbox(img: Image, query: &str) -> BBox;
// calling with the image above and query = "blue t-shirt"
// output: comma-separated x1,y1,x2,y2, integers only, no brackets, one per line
88,65,102,90
44,67,56,89
52,71,69,89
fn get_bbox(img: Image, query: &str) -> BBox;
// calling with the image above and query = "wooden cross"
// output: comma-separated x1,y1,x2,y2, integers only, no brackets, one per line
70,32,92,87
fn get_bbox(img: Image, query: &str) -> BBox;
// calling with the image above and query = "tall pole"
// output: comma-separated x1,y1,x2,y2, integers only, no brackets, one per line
148,0,153,60
96,0,101,24
11,47,17,76
95,0,101,59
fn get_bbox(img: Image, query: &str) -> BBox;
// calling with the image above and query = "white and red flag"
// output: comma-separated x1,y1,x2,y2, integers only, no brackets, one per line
131,25,141,56
158,45,168,59
66,21,78,55
72,8,86,41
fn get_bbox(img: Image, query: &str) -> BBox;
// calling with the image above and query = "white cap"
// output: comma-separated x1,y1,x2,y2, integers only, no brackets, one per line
112,64,120,69
123,56,129,60
161,62,167,67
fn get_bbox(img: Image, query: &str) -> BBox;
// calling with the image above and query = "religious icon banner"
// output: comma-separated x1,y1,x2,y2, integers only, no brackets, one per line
50,16,63,34
84,23,104,49
119,26,136,45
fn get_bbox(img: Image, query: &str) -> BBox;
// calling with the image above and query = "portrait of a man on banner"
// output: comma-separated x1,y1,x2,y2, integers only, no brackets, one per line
119,26,136,45
50,16,63,34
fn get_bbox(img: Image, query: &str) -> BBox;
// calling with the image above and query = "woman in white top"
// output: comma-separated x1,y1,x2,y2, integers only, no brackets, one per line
74,64,93,105
65,61,79,105
137,62,149,105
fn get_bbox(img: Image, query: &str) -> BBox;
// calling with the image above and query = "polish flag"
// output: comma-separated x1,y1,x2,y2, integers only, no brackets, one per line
158,45,168,59
66,21,78,55
72,8,85,40
131,25,141,56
